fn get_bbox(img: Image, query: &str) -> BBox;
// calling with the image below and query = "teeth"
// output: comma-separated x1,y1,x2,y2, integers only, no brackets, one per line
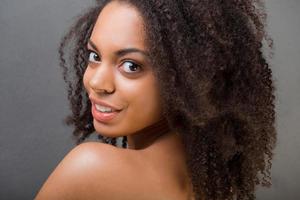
95,104,114,113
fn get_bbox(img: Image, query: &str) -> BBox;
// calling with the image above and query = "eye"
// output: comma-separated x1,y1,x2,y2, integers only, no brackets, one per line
121,61,142,74
87,50,101,63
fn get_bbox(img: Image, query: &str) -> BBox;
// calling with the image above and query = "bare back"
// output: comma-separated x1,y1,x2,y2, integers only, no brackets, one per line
91,131,194,200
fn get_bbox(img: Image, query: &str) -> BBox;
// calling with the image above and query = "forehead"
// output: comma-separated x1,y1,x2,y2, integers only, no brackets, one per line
90,1,146,50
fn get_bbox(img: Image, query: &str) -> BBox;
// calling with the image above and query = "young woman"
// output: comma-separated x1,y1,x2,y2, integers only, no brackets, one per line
35,0,277,199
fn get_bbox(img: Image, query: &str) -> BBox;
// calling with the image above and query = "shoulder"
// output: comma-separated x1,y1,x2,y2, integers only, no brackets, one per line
35,142,148,200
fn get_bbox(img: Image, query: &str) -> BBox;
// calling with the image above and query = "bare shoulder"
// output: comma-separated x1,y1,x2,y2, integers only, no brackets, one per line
34,142,167,200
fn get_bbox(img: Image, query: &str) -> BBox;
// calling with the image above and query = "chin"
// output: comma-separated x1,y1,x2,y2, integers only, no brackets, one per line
93,119,127,138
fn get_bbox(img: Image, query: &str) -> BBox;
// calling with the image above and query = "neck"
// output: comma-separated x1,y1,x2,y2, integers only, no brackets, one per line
127,118,172,150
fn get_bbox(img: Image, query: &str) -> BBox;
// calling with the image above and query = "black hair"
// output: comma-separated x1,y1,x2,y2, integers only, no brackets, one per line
59,1,276,199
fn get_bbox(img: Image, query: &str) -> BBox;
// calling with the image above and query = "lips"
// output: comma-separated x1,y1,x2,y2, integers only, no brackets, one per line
91,102,120,123
89,95,122,111
89,95,123,123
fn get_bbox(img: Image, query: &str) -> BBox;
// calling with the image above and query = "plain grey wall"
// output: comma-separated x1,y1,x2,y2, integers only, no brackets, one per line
0,0,299,199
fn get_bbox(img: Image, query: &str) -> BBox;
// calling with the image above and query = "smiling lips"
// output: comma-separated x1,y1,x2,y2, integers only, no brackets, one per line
89,95,122,111
89,96,122,122
91,101,121,122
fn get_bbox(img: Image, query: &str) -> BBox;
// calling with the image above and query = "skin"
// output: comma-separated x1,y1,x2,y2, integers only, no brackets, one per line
83,0,164,149
35,1,194,199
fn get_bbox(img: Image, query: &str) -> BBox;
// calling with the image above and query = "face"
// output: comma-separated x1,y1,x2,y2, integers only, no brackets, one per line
83,1,163,138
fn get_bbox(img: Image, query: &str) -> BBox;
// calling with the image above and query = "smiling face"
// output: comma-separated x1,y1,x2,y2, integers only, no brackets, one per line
83,1,163,138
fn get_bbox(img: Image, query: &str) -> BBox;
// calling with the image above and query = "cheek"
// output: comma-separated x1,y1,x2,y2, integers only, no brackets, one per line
118,76,163,122
137,87,161,113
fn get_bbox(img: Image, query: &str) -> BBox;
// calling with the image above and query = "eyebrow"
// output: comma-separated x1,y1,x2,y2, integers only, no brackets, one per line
88,39,149,57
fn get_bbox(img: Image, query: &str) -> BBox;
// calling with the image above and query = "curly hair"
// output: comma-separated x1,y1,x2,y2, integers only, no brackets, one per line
58,0,277,199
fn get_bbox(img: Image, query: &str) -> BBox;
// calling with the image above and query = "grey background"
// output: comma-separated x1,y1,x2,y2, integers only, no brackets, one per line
0,0,299,199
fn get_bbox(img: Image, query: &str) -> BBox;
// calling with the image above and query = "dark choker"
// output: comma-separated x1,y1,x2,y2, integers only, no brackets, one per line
128,117,172,149
137,117,171,135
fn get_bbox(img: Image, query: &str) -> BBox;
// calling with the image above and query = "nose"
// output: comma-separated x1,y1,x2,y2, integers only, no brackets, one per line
89,64,115,94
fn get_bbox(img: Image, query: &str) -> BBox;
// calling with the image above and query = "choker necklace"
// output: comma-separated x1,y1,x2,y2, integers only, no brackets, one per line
127,117,172,149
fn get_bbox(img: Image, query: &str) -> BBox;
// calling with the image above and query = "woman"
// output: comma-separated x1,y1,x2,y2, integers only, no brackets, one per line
35,0,276,199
